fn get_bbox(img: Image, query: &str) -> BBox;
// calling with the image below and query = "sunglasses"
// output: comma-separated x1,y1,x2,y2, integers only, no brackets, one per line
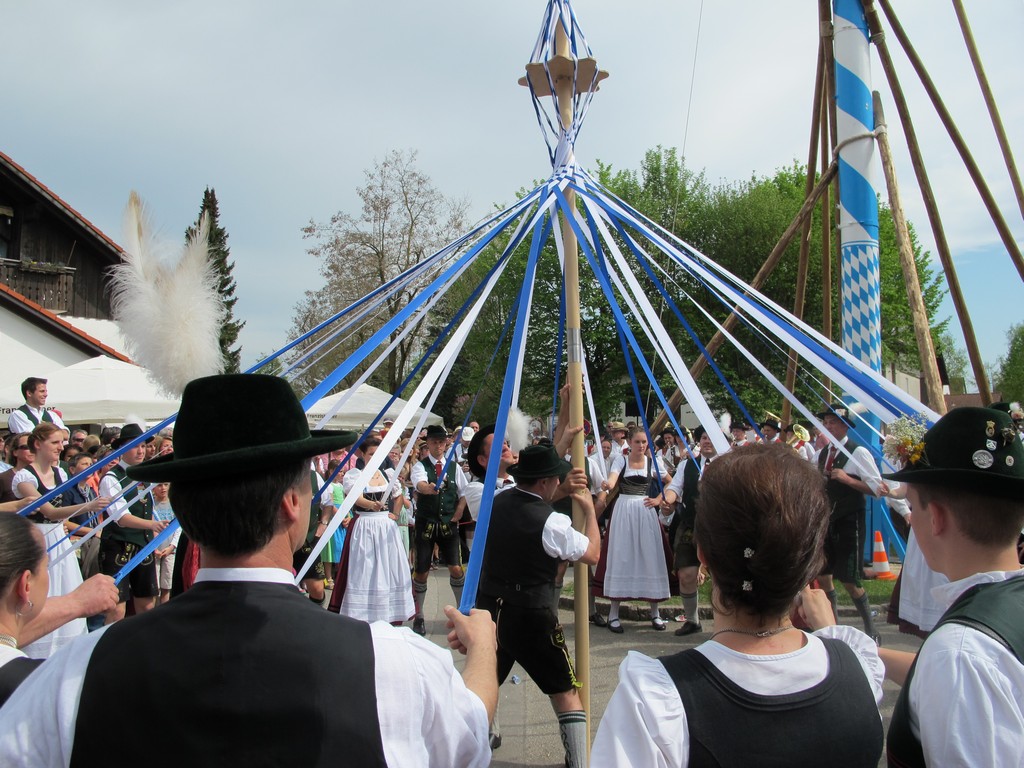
15,444,31,451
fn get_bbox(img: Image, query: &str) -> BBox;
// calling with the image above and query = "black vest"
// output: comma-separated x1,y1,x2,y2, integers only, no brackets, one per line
679,457,705,531
662,639,883,767
887,577,1024,768
818,437,867,520
22,465,66,523
416,457,459,522
70,580,387,768
0,657,43,707
104,465,152,546
479,488,560,607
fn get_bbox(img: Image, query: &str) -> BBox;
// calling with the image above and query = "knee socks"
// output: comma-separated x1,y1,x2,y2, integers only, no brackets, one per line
413,579,427,619
853,592,877,637
558,710,588,768
608,599,621,623
681,592,698,625
450,574,465,606
826,589,839,622
649,601,661,620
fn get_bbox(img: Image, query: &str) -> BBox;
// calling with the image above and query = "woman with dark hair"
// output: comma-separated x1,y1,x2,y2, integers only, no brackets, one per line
593,445,884,767
0,514,48,704
13,423,109,658
594,427,673,633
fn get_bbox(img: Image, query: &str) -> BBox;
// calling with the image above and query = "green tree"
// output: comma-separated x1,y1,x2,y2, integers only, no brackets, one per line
993,322,1024,402
935,331,971,394
292,150,468,395
186,188,244,373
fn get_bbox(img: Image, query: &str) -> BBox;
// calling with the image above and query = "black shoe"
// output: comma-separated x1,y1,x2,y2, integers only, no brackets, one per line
590,612,608,627
489,732,502,750
674,620,702,637
412,617,426,636
651,617,668,631
608,619,624,634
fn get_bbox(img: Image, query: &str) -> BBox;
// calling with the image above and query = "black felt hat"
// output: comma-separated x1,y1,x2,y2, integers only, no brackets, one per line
816,403,856,428
127,375,358,483
424,424,448,441
111,422,154,449
508,444,571,481
882,407,1024,499
466,423,496,478
759,419,781,432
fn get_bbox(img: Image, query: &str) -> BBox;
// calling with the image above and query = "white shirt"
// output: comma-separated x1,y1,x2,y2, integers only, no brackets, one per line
461,475,515,519
0,567,491,768
664,454,714,499
907,569,1024,767
7,406,66,435
592,625,884,768
98,461,135,523
815,436,883,495
608,454,664,483
514,487,591,562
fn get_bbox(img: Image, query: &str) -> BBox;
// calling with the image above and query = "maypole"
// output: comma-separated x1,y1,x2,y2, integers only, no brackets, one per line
519,6,607,748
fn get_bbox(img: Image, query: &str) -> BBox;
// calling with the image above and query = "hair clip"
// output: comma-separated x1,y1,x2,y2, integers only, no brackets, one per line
742,580,753,592
743,548,755,559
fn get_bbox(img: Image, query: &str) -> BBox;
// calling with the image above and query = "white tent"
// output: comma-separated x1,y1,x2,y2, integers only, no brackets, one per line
0,356,179,426
306,383,444,431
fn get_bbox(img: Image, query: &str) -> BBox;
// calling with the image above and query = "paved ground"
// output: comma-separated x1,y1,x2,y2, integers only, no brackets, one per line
407,570,921,768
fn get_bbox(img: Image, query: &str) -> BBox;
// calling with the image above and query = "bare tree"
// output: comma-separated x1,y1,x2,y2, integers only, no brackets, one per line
290,150,468,394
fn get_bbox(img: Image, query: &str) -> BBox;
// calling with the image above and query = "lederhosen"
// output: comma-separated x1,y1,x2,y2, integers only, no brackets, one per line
99,464,157,602
817,438,866,585
673,457,703,569
477,487,578,695
70,581,387,767
887,577,1024,768
661,639,883,767
414,457,461,574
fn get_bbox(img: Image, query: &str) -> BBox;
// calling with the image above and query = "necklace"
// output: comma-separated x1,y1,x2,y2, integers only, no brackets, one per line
0,633,18,649
709,625,795,641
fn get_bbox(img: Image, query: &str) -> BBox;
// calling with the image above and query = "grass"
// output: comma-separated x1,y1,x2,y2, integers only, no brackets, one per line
562,572,896,607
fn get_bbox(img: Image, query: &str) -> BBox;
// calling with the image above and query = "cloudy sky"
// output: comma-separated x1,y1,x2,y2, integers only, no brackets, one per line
5,1,1022,381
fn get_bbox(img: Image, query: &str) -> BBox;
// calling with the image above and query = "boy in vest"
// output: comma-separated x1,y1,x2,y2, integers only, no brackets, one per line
874,406,1024,766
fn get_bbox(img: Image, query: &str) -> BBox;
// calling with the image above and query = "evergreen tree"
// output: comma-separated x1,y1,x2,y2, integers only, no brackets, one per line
187,188,244,373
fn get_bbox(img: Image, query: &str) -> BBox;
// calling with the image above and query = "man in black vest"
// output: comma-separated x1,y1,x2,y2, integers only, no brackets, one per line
805,406,1024,767
96,423,167,625
7,377,66,434
0,374,497,767
662,426,718,636
477,443,599,768
410,423,464,636
815,404,882,641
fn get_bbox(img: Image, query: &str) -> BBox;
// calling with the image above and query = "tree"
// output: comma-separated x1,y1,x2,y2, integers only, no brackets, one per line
291,150,468,395
993,322,1024,402
186,188,244,373
935,331,971,394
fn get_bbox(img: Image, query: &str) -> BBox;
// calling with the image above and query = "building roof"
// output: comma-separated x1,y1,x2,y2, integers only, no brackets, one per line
0,281,131,362
0,149,123,259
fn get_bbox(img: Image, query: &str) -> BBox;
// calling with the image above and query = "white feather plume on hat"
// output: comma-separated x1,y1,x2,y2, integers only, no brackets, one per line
506,408,531,453
110,192,223,396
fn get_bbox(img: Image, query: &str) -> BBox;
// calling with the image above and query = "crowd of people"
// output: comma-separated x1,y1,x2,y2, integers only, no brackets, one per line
0,371,1021,766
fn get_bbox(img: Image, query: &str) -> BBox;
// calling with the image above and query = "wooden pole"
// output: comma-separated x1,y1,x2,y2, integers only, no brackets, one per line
782,39,826,426
876,0,1024,283
863,1,992,403
552,23,591,751
819,0,838,395
950,0,1024,222
648,162,838,434
873,92,947,414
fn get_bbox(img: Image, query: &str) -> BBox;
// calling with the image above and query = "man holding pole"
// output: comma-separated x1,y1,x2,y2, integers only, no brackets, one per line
476,443,599,768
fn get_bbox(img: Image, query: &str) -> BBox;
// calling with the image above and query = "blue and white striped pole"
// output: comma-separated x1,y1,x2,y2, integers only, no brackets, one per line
833,0,894,551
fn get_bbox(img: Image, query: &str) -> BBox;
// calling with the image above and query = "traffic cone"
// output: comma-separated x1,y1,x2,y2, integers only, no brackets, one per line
870,530,896,580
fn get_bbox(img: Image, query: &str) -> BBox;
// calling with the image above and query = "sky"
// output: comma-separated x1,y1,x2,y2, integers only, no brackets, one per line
5,1,1022,386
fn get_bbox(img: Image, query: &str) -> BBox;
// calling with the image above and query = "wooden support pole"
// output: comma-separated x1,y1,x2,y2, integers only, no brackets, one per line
863,1,992,403
648,162,838,435
873,92,947,414
782,39,827,426
819,0,839,396
876,0,1024,283
950,0,1024,222
820,95,834,395
552,23,591,751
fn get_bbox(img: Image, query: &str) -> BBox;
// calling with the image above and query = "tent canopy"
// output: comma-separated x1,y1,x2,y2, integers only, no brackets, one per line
0,356,179,427
306,383,444,431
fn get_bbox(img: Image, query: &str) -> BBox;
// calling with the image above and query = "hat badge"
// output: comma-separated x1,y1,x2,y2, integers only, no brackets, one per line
972,450,994,469
985,421,996,438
